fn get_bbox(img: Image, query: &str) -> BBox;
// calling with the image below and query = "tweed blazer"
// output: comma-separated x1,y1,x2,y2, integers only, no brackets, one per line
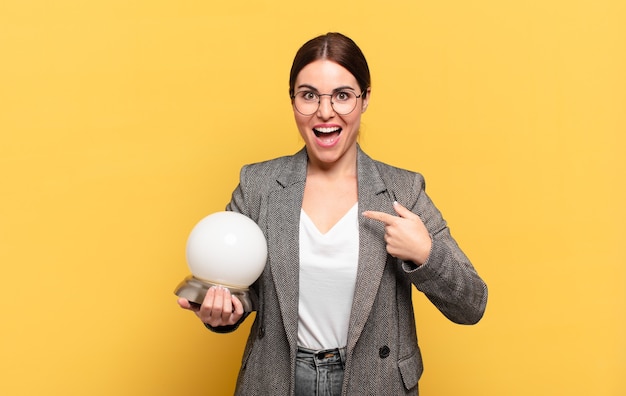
219,145,487,395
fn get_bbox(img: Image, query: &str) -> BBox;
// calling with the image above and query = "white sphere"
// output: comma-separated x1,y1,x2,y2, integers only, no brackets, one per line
186,211,267,288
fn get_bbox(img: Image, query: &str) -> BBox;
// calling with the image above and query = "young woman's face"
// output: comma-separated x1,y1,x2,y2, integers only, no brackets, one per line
292,60,370,168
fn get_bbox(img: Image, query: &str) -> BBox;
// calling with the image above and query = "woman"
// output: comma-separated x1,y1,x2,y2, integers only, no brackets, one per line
178,32,488,395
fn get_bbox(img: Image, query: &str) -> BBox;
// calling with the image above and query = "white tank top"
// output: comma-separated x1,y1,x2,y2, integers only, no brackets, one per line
297,203,359,349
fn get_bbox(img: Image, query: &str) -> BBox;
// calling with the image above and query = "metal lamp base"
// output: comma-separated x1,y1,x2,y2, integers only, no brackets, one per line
174,275,257,312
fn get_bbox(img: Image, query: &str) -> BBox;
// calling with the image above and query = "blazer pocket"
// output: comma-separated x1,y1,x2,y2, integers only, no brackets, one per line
398,349,423,391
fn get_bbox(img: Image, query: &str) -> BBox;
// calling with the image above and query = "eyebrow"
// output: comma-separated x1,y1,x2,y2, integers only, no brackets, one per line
296,84,358,93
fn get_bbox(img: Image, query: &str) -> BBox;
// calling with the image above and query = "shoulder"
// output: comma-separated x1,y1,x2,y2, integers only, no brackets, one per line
360,149,425,190
237,147,307,190
240,151,296,176
373,159,424,184
242,148,304,174
378,161,425,204
241,155,291,176
358,148,426,206
358,146,423,182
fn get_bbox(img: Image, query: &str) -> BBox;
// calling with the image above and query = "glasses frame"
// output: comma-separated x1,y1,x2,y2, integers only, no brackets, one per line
291,89,366,116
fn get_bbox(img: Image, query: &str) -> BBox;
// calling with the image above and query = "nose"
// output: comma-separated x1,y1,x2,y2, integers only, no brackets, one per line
316,95,335,119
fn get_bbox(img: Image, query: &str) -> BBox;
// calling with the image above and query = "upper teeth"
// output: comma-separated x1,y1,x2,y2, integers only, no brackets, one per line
315,127,341,133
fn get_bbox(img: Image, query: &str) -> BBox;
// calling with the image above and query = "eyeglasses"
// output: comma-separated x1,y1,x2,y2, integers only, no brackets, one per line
291,90,365,116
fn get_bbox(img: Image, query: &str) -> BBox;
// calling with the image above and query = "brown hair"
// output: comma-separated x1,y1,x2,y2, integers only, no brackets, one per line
289,32,371,99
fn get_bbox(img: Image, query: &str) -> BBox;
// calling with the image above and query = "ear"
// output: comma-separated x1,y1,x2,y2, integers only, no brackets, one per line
361,87,371,113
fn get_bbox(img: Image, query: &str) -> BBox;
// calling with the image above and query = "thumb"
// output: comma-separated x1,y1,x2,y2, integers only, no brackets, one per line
392,201,419,220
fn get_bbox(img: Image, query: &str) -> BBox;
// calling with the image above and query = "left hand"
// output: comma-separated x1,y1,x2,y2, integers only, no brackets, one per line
362,201,432,265
177,286,244,327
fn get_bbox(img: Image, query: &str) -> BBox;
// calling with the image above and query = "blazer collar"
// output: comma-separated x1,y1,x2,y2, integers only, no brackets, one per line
275,147,308,189
274,144,388,194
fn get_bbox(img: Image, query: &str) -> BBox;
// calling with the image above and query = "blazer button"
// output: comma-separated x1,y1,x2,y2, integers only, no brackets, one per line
258,327,265,339
379,346,390,359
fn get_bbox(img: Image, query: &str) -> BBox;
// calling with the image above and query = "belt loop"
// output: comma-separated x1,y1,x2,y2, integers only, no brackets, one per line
338,347,347,369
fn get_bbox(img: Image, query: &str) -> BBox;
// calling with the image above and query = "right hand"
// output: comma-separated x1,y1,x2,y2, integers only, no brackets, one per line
177,285,244,327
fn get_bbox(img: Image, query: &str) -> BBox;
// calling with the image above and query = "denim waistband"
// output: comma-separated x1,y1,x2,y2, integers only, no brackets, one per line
297,346,347,368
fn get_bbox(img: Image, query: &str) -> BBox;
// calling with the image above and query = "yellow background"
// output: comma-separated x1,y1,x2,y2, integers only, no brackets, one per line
1,1,624,395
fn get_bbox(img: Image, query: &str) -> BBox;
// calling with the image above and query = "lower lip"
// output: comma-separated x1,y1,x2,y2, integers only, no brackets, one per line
315,132,341,148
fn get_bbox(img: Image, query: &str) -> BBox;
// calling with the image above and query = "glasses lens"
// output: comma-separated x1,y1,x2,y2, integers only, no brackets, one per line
331,91,358,115
294,91,319,115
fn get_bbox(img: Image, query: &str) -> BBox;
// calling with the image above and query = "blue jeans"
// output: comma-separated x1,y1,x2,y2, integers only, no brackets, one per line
295,346,347,396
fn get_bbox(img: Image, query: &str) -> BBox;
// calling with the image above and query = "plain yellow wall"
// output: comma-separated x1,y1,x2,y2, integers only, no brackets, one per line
1,1,624,395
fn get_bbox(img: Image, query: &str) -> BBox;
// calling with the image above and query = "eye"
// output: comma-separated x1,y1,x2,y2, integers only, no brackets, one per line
299,91,318,101
334,91,355,102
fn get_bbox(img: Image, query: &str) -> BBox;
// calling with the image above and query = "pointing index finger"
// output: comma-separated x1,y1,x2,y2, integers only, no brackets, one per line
362,210,396,225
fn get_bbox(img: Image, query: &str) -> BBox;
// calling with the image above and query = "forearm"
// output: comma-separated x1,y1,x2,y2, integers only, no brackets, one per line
406,234,487,324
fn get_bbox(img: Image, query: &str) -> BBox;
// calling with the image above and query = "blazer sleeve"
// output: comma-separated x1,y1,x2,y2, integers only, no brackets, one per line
402,173,488,325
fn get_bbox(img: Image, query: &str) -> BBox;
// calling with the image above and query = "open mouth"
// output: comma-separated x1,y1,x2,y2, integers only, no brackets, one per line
313,126,342,138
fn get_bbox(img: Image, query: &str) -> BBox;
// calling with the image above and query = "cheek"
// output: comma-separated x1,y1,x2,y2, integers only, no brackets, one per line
293,112,305,125
345,114,362,130
293,113,310,135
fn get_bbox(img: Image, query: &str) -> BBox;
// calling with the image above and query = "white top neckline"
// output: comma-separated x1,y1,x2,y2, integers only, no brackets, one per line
300,202,358,236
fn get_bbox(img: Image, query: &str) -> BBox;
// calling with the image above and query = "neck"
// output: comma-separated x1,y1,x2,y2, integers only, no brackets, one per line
306,145,358,178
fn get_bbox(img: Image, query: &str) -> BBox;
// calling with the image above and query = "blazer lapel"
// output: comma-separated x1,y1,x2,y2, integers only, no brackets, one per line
266,148,307,351
347,146,395,352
